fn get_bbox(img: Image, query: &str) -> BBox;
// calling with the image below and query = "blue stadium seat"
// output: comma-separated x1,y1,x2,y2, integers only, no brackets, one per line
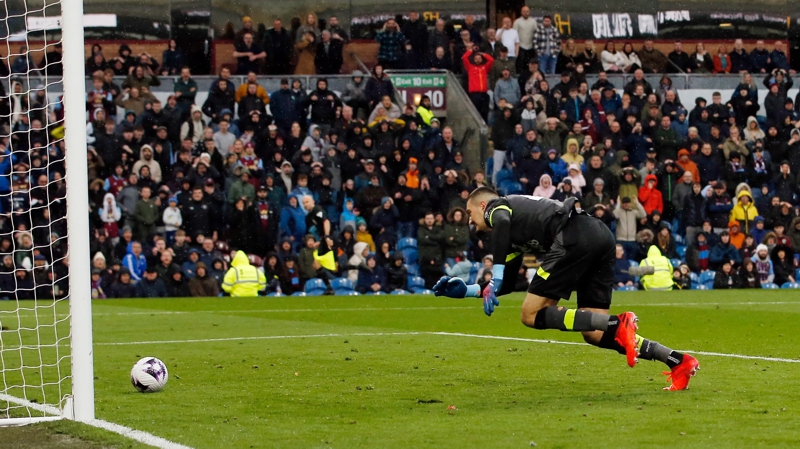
699,271,715,287
485,157,494,178
291,292,307,296
330,278,354,291
334,290,360,296
303,278,326,295
496,168,514,185
406,264,420,276
672,234,685,245
795,268,800,281
391,289,411,295
366,291,386,295
676,246,687,260
397,238,418,251
498,180,524,196
689,272,699,283
618,285,637,292
413,288,434,295
691,284,708,290
402,249,419,265
266,292,284,297
781,282,800,289
670,259,681,268
762,282,780,289
408,276,425,291
629,260,638,268
467,262,481,284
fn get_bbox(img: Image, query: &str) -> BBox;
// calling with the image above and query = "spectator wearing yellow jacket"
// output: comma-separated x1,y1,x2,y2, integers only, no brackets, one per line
222,251,266,297
234,72,270,103
730,190,758,234
639,245,674,291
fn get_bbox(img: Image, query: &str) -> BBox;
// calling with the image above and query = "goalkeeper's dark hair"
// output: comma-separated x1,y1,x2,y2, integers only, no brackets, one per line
467,186,499,204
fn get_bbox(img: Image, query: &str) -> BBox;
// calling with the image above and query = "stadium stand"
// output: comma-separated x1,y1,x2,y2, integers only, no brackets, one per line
2,7,799,300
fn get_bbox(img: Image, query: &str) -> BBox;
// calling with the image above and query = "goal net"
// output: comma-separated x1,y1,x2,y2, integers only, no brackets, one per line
0,0,94,425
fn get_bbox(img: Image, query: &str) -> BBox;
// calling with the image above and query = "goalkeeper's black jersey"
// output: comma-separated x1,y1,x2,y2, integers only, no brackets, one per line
483,195,576,263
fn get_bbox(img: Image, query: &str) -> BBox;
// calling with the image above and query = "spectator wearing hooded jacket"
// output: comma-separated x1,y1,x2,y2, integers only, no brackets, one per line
107,268,137,298
180,105,206,144
638,174,663,215
385,253,408,291
369,197,399,243
280,195,307,251
122,241,146,282
730,190,759,234
99,192,122,245
356,254,387,293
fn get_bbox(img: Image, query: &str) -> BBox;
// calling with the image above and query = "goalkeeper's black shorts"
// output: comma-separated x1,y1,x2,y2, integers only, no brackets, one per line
527,214,616,310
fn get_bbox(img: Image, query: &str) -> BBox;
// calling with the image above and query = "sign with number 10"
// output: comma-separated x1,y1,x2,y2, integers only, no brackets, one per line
388,73,447,112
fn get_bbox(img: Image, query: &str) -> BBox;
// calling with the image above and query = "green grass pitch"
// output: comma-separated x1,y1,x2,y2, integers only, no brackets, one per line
1,290,799,448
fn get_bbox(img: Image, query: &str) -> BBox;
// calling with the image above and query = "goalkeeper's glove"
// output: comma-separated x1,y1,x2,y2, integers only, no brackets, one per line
491,264,505,293
432,276,468,298
482,280,500,316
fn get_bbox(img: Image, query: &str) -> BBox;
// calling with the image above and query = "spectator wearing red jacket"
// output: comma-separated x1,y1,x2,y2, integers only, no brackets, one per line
462,46,494,121
638,174,663,215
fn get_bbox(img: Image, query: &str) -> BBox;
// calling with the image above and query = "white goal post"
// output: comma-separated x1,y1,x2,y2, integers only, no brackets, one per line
0,0,94,425
63,0,95,424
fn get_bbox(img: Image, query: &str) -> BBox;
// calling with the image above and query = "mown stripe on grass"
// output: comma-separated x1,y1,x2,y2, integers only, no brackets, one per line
94,331,800,364
8,301,798,319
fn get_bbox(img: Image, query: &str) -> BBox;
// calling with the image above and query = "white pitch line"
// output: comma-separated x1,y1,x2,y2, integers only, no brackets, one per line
89,419,193,449
0,393,193,449
95,331,800,364
95,332,423,346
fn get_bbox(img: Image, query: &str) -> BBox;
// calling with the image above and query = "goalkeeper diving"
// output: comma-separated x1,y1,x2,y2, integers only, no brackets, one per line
432,187,699,390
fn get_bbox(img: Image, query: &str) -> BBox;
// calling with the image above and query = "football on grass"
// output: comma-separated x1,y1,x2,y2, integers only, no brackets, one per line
130,357,169,392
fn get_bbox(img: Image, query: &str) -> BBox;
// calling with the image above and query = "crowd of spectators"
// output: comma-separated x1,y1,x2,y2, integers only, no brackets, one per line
477,29,800,291
1,7,800,298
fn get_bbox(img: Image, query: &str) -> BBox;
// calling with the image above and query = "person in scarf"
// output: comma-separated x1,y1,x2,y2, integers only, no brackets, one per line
686,231,710,273
99,193,122,245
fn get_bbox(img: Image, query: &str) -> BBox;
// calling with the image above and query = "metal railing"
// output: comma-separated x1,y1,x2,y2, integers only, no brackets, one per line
2,72,765,96
444,71,489,175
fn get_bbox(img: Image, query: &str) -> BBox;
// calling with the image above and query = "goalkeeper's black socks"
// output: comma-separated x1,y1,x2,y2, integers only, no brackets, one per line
534,306,613,332
637,337,684,369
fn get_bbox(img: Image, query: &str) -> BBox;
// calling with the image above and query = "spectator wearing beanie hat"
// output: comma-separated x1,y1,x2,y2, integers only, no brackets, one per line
750,244,774,284
676,149,700,183
162,197,182,246
355,217,376,252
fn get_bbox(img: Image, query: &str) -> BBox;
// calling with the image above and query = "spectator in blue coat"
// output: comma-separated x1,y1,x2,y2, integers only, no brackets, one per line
0,149,17,212
356,254,387,293
709,231,742,270
122,241,146,282
280,195,307,250
270,79,307,133
546,149,568,183
182,248,200,279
